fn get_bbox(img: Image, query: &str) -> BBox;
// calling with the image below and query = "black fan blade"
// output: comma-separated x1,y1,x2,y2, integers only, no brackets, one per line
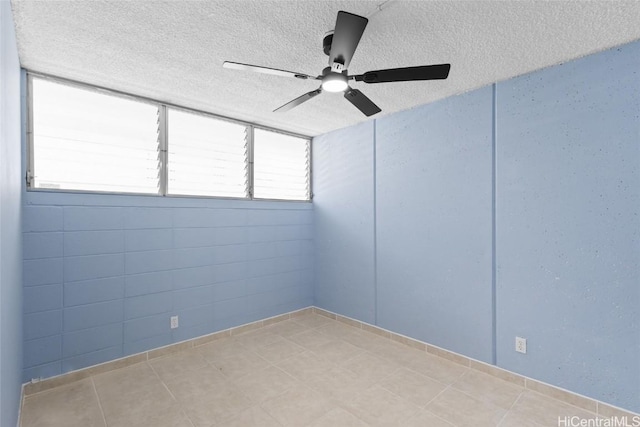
223,61,317,80
344,88,381,117
353,64,451,83
274,88,322,112
328,11,368,69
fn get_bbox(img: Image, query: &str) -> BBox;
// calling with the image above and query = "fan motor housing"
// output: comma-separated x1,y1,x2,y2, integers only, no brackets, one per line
321,67,347,77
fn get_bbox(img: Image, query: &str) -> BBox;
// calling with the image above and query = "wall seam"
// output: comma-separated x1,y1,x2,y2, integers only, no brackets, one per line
373,119,378,326
61,206,66,376
491,83,498,365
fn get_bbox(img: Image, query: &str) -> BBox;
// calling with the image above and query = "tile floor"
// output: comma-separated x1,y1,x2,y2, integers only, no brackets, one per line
21,313,598,427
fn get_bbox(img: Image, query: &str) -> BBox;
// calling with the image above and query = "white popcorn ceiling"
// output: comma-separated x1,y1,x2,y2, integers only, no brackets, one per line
10,0,640,137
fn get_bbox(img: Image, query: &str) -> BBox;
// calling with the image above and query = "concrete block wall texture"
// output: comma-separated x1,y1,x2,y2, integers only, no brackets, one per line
313,121,376,325
22,192,313,382
376,86,494,364
1,0,24,426
495,42,640,412
313,40,640,413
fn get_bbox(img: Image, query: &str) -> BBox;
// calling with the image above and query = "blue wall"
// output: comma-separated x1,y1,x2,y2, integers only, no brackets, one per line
376,87,494,363
495,43,640,411
314,121,376,324
313,40,640,412
22,192,313,382
0,1,24,425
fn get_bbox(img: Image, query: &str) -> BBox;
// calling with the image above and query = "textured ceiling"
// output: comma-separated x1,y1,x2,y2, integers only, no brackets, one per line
10,0,640,137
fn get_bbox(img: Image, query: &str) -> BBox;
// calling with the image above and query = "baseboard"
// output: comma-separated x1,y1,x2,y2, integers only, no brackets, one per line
20,304,638,420
312,306,639,419
22,306,313,396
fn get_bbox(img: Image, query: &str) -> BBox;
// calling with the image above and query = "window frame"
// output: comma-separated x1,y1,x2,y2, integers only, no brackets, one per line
252,126,312,202
165,105,252,199
28,75,164,195
26,72,312,202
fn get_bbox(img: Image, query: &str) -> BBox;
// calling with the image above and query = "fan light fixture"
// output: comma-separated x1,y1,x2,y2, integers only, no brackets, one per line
321,72,348,92
223,10,451,117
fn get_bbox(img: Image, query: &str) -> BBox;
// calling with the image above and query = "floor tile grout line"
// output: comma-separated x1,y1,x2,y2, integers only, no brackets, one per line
421,407,458,427
498,389,526,427
424,383,453,408
524,388,600,418
255,366,335,427
261,407,287,427
396,365,451,391
147,360,197,427
147,360,177,402
259,367,311,406
445,376,525,419
373,370,432,407
89,376,108,427
356,343,465,387
495,390,529,427
345,381,424,424
268,360,308,388
447,368,527,410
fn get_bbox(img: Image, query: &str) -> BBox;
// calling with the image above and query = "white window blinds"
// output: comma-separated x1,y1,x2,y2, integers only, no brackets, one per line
31,78,160,193
253,129,310,201
29,75,311,202
167,108,249,198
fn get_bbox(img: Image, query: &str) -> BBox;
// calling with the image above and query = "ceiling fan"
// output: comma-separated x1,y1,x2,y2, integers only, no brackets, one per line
223,10,450,117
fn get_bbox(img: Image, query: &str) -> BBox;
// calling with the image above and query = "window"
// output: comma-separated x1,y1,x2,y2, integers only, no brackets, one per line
168,109,248,198
30,78,160,193
254,129,310,201
28,74,311,201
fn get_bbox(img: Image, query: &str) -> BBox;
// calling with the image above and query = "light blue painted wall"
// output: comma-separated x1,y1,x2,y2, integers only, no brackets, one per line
496,42,640,411
314,121,375,324
0,1,24,425
313,40,640,412
22,192,313,382
375,87,494,363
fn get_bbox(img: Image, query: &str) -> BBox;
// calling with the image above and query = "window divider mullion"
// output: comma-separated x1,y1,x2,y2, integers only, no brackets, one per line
158,104,168,196
26,73,35,188
247,125,254,199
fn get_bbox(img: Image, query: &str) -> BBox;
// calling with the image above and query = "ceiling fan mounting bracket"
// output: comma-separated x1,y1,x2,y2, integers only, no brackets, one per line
323,32,334,56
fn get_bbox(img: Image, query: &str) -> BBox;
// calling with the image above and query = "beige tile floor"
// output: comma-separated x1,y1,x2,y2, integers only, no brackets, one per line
21,313,598,427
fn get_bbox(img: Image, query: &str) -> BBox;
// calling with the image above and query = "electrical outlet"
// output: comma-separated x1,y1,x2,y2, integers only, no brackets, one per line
515,336,527,354
170,316,179,329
